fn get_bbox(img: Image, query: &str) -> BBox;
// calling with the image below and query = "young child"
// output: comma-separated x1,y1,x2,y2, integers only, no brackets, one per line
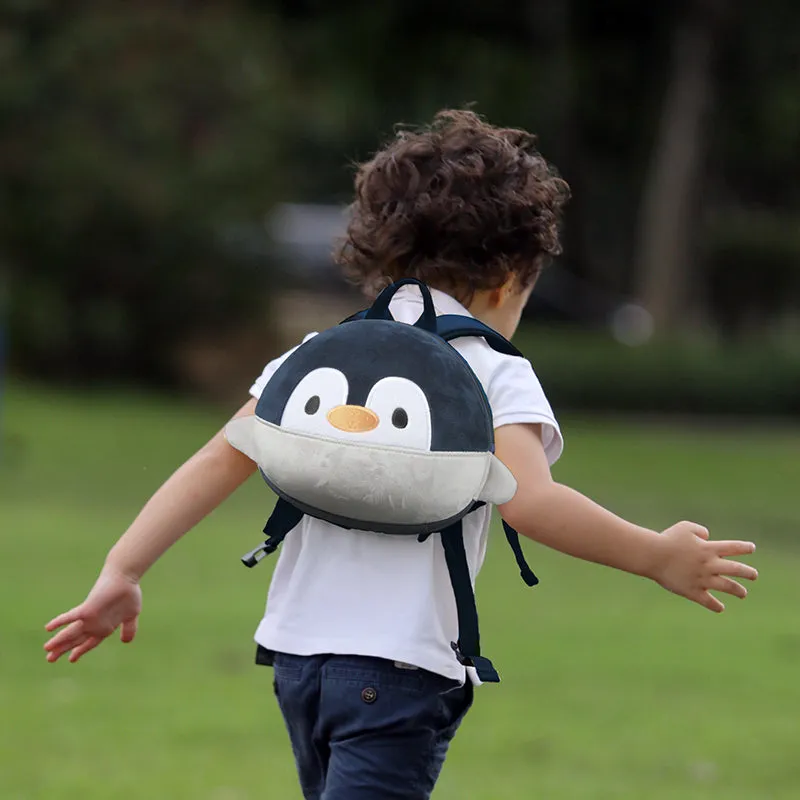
44,110,758,800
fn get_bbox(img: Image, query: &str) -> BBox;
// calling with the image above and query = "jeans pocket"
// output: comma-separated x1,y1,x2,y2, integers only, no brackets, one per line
325,658,427,696
437,679,474,731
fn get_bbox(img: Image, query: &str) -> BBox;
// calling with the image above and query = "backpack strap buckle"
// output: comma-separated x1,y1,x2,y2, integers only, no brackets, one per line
450,642,501,683
240,498,304,568
241,534,283,568
241,544,269,568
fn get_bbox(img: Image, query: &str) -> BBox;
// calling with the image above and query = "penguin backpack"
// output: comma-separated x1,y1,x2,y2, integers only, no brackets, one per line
225,278,538,682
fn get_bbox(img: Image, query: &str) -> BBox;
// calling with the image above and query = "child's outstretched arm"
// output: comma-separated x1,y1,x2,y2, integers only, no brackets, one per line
496,423,758,612
43,398,259,664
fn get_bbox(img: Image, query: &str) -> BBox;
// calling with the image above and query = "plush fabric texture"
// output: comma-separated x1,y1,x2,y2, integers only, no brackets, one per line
227,313,519,534
256,320,493,454
224,416,516,534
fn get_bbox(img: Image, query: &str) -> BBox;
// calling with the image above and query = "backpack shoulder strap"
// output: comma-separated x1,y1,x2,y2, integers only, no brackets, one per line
342,310,524,358
438,319,536,586
502,520,539,587
339,309,368,324
437,320,537,584
439,519,500,683
435,314,524,358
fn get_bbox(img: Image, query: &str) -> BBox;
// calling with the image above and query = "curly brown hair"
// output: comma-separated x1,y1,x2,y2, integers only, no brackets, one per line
335,109,570,301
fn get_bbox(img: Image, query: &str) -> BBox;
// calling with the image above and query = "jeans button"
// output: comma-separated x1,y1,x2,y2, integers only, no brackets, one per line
361,687,377,704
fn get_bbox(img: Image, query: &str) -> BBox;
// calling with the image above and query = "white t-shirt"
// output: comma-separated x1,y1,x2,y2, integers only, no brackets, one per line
248,285,563,683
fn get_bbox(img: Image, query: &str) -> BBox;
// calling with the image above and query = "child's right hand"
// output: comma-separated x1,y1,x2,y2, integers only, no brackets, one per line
43,567,142,663
651,521,758,612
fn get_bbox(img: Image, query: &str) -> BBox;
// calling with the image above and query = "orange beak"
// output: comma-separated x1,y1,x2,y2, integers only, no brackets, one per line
326,405,380,433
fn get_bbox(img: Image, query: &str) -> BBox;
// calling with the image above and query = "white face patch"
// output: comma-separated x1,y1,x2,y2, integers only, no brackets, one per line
281,368,349,437
280,369,433,451
363,377,432,450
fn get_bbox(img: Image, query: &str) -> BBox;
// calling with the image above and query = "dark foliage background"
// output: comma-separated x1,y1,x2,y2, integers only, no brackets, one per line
2,0,798,408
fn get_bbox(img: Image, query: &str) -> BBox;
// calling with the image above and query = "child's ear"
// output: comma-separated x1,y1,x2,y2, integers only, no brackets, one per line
491,276,516,308
488,287,505,309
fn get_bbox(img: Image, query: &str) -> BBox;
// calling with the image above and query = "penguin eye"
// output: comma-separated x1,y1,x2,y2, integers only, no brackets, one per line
281,368,349,435
365,378,431,450
305,396,320,415
391,408,408,429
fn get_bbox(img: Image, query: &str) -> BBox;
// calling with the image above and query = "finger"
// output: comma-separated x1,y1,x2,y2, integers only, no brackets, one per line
47,643,81,663
706,576,748,599
44,620,85,652
712,558,758,581
68,636,101,663
45,606,85,632
120,617,138,643
46,632,91,662
709,540,756,557
691,524,710,540
689,589,725,613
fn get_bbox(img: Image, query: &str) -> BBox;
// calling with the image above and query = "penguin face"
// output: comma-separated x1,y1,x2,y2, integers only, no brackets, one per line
225,317,517,534
256,320,493,453
280,368,433,450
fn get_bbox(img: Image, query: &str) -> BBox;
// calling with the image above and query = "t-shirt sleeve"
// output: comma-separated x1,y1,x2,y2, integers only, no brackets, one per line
487,355,564,466
249,332,318,400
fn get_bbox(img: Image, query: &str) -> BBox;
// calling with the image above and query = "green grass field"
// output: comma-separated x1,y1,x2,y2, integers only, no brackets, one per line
2,382,798,799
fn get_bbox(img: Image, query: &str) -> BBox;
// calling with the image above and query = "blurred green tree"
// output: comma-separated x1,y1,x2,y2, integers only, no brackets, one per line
1,0,798,391
0,2,285,384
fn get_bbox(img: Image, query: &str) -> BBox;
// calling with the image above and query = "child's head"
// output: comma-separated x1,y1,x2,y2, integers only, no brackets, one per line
336,109,570,338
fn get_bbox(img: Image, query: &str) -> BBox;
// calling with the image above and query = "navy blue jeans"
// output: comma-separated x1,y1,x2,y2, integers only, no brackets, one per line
271,652,474,800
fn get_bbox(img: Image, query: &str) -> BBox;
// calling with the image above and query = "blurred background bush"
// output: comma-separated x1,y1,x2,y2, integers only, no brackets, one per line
2,0,798,412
